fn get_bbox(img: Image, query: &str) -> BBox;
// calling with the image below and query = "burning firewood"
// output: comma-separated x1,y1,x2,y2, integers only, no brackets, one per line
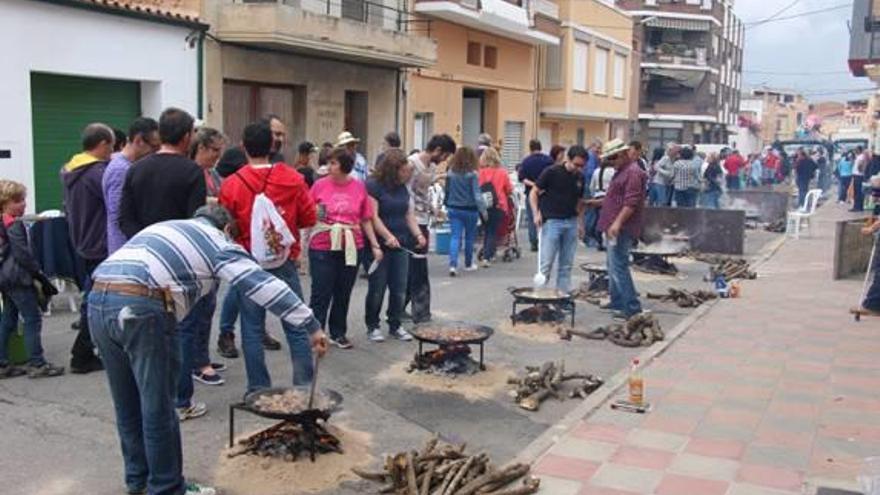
408,344,481,376
353,437,539,495
632,254,678,275
227,421,342,461
646,288,717,308
506,361,603,411
764,219,786,233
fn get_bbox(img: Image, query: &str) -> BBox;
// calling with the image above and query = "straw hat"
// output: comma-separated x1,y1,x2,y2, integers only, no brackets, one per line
600,138,628,159
335,131,360,147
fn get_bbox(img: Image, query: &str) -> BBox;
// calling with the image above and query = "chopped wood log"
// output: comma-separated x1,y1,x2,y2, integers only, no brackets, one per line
406,452,419,495
484,476,541,495
420,461,437,495
352,468,388,483
457,464,531,495
445,455,476,495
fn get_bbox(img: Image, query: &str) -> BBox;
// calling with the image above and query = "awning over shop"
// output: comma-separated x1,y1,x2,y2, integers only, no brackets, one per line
645,17,711,31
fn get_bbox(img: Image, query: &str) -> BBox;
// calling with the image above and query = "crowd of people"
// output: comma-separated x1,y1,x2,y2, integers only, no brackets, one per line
5,104,880,494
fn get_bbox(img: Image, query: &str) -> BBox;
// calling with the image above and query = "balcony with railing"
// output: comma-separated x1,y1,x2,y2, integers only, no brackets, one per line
638,70,717,120
413,0,559,45
215,0,437,67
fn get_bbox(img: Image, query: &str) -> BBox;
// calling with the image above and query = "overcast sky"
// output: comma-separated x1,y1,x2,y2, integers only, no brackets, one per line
735,0,875,102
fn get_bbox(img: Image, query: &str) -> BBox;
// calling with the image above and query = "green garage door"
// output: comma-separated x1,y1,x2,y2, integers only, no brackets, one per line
31,73,140,211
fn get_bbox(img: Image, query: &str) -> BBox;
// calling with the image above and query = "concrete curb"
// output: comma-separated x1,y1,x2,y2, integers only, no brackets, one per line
513,234,790,467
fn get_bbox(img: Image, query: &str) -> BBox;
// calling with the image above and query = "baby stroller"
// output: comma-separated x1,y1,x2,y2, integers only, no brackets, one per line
478,195,521,262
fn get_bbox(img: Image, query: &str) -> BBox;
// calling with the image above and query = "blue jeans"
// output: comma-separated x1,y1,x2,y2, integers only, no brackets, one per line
525,194,538,247
0,286,45,366
839,176,852,202
238,260,312,393
176,291,216,408
218,289,238,335
673,188,698,207
701,190,721,209
797,180,811,208
448,207,479,269
88,291,183,495
853,175,866,211
726,176,740,191
648,183,668,207
366,248,409,332
606,231,642,317
583,207,602,248
539,217,579,293
309,249,361,340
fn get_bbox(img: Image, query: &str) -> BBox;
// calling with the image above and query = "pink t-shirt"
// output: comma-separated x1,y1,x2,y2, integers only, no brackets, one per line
309,176,373,251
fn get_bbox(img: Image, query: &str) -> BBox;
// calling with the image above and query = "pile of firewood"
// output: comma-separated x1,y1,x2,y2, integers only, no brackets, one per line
646,288,717,308
507,361,604,411
571,284,608,305
709,258,756,280
685,252,757,280
353,437,540,495
764,219,786,233
588,312,665,348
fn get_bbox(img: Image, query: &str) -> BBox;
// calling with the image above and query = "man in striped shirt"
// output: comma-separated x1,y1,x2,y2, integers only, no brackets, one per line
88,204,327,495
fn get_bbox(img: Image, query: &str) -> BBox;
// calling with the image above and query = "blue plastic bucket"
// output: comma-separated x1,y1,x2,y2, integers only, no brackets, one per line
434,226,451,255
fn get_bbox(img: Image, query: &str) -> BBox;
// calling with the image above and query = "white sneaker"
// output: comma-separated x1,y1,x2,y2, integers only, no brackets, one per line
368,329,385,342
177,402,207,421
480,259,491,268
185,483,216,495
390,328,414,341
449,268,457,277
465,264,479,272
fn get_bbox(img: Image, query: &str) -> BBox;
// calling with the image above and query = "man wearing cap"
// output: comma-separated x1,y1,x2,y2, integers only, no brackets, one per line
529,145,588,294
591,138,648,319
337,131,368,181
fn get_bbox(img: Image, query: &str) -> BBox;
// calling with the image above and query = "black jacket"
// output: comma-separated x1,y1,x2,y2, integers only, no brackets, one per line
0,220,41,289
61,152,108,260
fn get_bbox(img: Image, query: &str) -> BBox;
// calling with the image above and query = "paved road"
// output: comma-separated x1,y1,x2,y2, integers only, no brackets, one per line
0,225,780,495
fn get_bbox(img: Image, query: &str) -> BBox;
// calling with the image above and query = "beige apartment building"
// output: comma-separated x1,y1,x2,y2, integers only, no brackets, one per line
404,0,559,167
200,0,436,161
739,87,809,145
538,0,635,148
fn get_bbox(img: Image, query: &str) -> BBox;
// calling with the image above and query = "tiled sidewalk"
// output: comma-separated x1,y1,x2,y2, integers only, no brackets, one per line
532,205,878,495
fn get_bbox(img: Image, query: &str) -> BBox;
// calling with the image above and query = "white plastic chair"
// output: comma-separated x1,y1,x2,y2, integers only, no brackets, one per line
785,188,822,239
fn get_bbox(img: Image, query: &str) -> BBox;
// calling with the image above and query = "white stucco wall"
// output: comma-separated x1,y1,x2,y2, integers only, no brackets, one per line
0,0,199,211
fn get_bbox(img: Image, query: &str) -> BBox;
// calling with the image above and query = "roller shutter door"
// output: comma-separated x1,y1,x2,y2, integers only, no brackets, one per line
31,73,140,211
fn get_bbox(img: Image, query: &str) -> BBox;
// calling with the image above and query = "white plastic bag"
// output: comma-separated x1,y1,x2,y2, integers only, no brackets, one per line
249,192,295,269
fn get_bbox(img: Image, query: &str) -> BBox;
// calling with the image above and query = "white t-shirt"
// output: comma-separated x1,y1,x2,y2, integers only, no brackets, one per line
854,153,867,176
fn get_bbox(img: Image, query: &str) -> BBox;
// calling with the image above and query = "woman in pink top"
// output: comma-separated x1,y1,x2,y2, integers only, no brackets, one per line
477,147,513,266
309,148,382,349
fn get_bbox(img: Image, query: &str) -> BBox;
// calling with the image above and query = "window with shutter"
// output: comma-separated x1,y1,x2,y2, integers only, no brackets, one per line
594,47,608,95
613,54,626,98
502,122,524,171
573,41,589,92
544,42,563,89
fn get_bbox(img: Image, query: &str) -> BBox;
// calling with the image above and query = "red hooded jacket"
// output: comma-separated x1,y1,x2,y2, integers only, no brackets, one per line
219,163,316,261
